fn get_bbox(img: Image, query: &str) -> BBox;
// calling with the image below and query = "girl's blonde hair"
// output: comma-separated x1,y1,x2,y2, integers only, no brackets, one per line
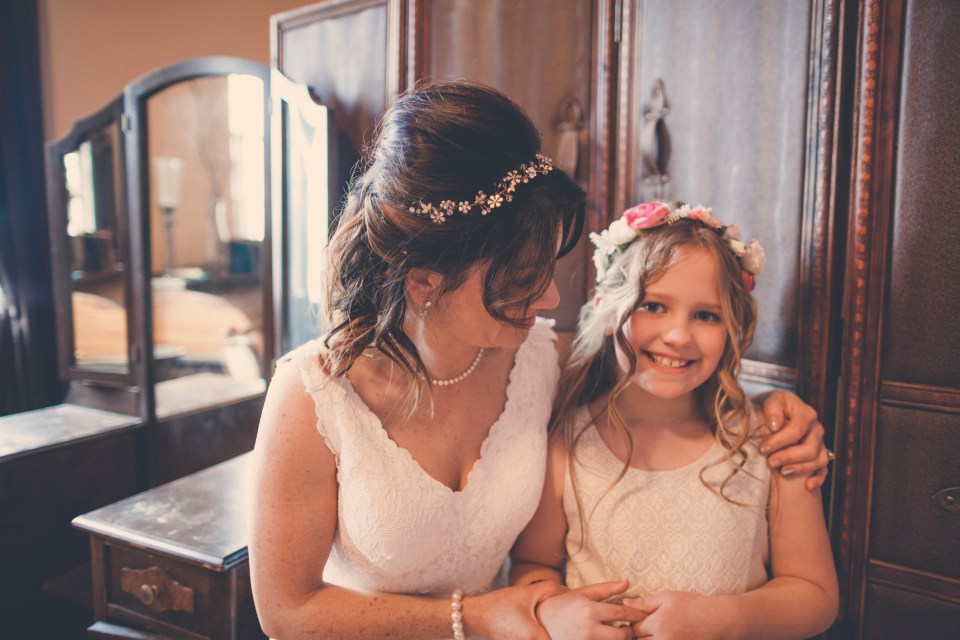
552,219,760,541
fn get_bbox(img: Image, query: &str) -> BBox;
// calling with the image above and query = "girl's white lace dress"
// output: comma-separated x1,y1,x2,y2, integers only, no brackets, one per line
278,319,558,597
563,408,771,598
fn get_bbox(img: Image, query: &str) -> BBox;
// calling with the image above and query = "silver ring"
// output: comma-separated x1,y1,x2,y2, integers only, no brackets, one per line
825,448,835,462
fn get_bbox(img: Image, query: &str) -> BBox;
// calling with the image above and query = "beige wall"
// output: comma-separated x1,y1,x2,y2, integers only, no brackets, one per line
39,0,307,141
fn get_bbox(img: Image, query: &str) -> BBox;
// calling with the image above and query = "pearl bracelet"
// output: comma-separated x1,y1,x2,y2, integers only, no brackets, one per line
450,588,465,640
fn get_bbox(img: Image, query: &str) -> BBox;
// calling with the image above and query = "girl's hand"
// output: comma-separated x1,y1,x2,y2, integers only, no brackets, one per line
467,581,564,640
757,391,831,490
537,580,646,640
626,592,730,640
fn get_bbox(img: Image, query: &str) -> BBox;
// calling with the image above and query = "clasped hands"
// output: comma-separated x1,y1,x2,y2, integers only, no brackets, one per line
536,582,728,640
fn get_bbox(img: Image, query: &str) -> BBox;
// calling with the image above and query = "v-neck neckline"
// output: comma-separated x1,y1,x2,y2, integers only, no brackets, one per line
339,332,533,494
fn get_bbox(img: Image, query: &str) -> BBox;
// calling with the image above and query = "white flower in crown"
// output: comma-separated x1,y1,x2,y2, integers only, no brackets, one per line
588,230,617,256
606,217,637,245
741,239,766,274
592,248,608,274
727,239,747,256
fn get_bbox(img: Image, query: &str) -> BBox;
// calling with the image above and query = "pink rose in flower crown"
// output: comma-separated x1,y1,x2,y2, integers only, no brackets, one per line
623,201,672,230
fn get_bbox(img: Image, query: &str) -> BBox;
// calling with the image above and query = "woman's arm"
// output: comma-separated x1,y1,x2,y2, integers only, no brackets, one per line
755,391,831,489
511,437,644,640
249,364,559,640
627,468,839,640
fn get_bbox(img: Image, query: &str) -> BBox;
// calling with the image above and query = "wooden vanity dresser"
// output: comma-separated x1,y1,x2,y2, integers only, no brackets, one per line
73,452,264,639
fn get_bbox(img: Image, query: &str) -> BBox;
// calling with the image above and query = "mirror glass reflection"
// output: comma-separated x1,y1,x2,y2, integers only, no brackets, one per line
65,120,129,374
279,79,332,354
146,73,266,386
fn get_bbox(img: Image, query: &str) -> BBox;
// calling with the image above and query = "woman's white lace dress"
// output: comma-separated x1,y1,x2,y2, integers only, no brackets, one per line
278,319,558,598
563,408,771,598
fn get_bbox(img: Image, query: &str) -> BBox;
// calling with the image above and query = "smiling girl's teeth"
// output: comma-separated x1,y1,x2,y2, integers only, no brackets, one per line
649,353,690,368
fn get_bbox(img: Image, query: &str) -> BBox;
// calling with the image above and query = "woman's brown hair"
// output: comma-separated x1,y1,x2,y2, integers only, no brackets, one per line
319,80,585,380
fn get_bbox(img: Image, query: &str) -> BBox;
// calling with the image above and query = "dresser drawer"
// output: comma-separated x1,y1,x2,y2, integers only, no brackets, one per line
864,581,960,639
106,544,213,637
871,405,960,578
103,542,258,639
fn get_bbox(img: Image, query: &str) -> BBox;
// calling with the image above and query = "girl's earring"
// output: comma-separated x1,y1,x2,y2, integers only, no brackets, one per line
420,298,432,321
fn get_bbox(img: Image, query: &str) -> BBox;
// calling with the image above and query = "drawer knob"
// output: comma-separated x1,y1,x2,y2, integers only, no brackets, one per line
932,487,960,515
120,566,194,613
139,584,159,606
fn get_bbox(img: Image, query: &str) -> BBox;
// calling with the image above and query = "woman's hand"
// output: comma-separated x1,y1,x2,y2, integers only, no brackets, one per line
626,591,731,640
537,580,646,640
757,391,831,490
467,581,565,640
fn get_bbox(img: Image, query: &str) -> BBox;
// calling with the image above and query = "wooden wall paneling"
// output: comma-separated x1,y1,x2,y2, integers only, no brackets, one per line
881,2,960,390
831,0,905,633
863,578,960,638
590,0,621,239
796,0,848,413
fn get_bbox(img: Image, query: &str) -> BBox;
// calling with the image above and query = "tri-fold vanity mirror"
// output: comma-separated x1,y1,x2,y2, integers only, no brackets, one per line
44,56,334,485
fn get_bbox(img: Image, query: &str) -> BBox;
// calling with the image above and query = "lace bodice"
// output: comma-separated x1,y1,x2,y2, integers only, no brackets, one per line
279,320,559,597
563,408,770,598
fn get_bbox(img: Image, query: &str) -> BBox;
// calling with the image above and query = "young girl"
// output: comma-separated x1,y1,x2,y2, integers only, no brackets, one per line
512,201,839,639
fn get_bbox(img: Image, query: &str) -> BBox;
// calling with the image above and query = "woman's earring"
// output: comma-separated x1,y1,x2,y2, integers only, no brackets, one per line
420,298,432,321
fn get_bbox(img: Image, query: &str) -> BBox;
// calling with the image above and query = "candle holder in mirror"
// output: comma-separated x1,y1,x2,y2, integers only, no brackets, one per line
154,156,183,275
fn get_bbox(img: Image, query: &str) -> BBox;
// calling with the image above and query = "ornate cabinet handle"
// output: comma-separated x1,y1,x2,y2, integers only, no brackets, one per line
932,487,960,515
120,566,195,613
640,79,670,200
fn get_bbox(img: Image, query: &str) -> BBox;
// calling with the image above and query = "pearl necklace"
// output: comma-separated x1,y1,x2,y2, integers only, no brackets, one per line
422,348,485,387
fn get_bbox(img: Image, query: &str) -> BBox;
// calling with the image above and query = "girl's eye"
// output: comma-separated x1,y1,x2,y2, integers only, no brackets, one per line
694,310,722,323
639,302,665,313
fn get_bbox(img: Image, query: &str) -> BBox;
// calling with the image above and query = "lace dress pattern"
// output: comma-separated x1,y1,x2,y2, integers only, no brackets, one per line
279,320,559,597
563,408,771,598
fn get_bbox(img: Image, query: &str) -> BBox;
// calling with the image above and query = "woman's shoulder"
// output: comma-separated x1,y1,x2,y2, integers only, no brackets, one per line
275,338,337,396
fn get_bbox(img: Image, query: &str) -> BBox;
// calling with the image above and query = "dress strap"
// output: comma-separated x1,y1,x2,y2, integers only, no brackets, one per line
276,340,344,456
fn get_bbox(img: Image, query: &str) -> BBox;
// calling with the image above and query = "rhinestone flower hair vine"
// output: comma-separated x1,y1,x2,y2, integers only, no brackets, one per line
408,154,554,224
589,201,766,291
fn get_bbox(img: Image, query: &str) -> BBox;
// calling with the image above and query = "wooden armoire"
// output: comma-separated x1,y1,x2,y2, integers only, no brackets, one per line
270,0,960,637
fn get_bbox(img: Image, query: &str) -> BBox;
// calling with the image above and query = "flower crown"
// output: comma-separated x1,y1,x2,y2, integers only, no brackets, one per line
589,201,766,290
408,154,554,224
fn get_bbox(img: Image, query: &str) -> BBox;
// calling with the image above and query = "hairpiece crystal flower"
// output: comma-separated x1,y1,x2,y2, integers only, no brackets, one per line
408,154,554,224
589,201,766,290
